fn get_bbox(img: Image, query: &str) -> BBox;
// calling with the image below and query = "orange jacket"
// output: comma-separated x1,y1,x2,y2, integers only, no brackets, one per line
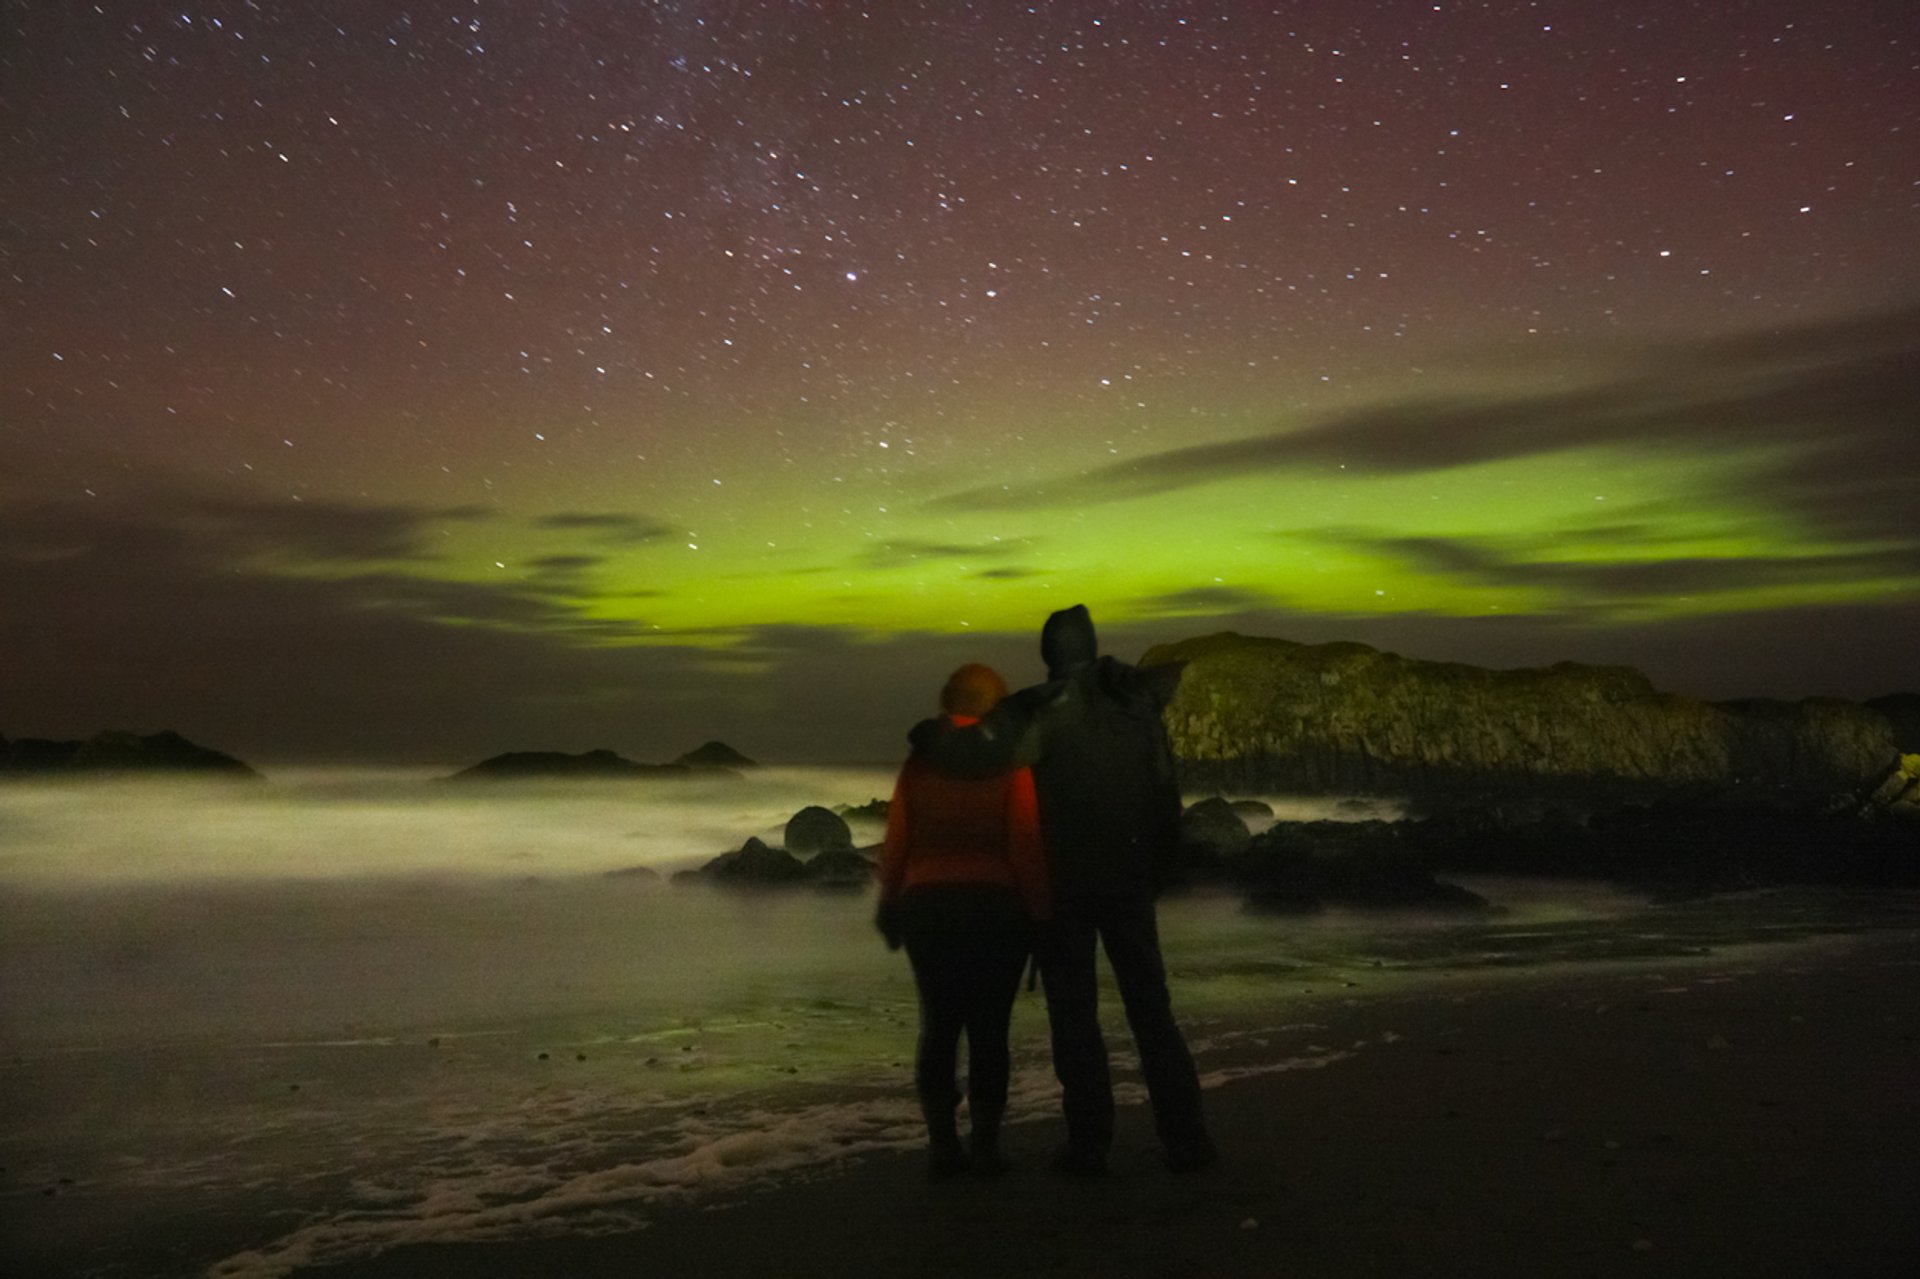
878,718,1051,921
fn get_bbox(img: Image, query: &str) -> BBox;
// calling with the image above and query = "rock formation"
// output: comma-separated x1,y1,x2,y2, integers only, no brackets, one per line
0,729,258,778
1866,693,1920,753
783,805,854,858
1863,754,1920,822
673,740,759,769
1178,797,1252,858
1170,798,1489,911
682,836,807,886
835,797,891,823
802,846,877,889
676,831,875,889
1142,633,1897,805
450,749,695,780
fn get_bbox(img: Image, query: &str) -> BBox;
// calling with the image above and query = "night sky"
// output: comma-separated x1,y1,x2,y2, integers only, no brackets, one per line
4,2,1917,764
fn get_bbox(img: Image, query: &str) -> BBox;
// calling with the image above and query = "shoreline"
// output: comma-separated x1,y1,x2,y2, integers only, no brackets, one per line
6,912,1915,1278
276,928,1918,1279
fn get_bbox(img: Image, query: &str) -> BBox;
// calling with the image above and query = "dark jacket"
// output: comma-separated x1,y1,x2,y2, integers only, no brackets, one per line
912,605,1184,897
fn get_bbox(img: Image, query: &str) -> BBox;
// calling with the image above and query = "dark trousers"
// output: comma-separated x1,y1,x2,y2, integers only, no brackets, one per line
1038,892,1206,1151
900,886,1032,1110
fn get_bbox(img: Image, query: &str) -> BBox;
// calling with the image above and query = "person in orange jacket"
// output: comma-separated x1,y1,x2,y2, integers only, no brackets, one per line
876,662,1051,1178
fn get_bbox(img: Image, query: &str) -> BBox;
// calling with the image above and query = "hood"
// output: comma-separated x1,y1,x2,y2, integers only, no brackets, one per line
1040,604,1098,676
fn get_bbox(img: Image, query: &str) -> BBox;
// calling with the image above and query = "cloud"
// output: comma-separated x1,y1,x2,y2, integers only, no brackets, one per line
858,537,1038,570
1137,584,1278,614
1319,531,1920,606
0,491,492,569
531,512,672,544
524,553,604,573
926,304,1920,548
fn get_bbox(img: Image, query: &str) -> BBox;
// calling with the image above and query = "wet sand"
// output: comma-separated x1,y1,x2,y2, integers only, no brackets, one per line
287,929,1919,1279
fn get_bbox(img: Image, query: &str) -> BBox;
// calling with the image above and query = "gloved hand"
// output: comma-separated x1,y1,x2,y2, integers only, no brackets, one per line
874,901,904,951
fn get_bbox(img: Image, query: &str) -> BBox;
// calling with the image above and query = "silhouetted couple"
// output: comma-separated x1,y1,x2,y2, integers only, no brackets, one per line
875,604,1216,1178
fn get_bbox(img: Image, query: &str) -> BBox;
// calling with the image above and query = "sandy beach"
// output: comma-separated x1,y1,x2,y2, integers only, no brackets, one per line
251,927,1920,1279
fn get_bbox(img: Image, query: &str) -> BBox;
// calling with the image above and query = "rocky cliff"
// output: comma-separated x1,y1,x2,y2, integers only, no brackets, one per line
1140,633,1898,804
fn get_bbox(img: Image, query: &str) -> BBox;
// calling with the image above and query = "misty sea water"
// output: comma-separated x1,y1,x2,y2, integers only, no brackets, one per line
2,769,1913,1278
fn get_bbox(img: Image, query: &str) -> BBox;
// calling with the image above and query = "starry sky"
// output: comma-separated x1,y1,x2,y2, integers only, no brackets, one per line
3,1,1917,764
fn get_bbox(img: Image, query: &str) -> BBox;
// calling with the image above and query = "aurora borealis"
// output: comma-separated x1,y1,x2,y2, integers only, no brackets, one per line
4,2,1917,762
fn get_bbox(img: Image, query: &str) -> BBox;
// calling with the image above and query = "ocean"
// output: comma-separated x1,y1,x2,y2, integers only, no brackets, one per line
1,768,1909,1278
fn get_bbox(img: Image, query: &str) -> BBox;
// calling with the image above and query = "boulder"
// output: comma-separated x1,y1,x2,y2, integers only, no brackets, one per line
1141,632,1895,804
1228,799,1277,833
1179,797,1252,857
674,740,759,769
784,805,854,858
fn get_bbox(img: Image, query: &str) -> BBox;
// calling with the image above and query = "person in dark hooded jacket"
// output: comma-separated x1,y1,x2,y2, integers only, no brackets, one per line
909,605,1216,1174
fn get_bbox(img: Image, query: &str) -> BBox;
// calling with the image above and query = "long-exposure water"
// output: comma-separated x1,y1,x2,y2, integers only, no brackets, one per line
2,769,1912,1278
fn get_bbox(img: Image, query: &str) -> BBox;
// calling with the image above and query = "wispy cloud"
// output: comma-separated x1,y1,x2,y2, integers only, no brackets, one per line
1316,531,1920,603
858,537,1039,570
0,491,494,568
531,512,672,544
927,305,1920,550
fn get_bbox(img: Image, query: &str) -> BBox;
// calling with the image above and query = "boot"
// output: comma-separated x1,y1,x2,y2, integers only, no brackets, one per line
921,1099,969,1179
968,1102,1010,1178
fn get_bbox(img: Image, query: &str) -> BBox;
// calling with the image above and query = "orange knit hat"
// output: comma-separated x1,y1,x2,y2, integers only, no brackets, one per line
940,663,1008,717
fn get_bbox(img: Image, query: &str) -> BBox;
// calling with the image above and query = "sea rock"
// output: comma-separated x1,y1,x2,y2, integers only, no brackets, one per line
673,740,759,769
602,864,662,880
687,837,807,886
1864,754,1920,822
449,749,692,780
1179,797,1252,857
803,846,877,889
1228,799,1277,833
1241,821,1491,912
0,729,258,778
1411,798,1917,887
784,805,854,858
1141,632,1895,804
835,797,891,822
1866,693,1920,752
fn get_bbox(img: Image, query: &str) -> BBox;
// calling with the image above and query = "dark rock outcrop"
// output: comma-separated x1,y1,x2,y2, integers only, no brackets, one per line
1414,796,1918,889
835,797,891,823
1174,815,1491,914
676,834,875,890
784,805,854,858
681,836,807,886
803,846,877,889
1228,799,1276,832
1863,755,1920,822
1,729,258,778
1142,633,1895,805
450,750,693,780
1179,797,1252,858
1867,693,1920,752
674,740,759,769
602,864,662,881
